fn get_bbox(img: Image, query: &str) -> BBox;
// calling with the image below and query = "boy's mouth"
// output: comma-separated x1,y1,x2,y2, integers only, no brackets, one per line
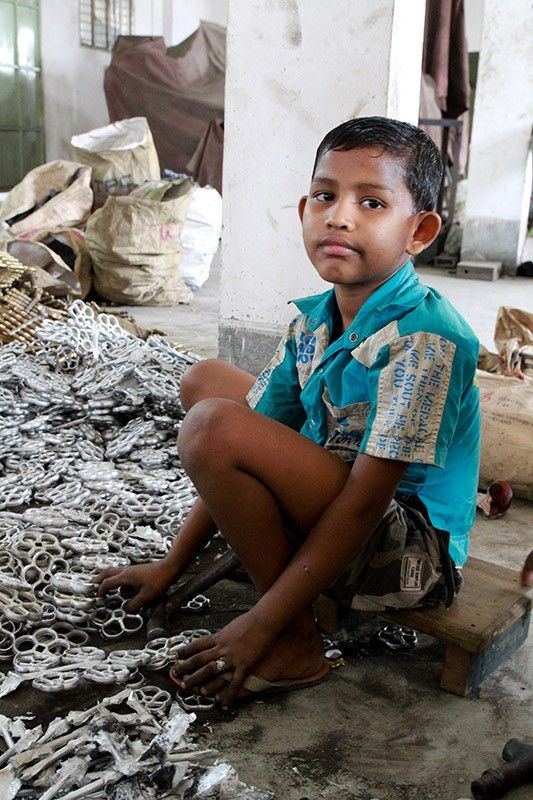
319,236,359,256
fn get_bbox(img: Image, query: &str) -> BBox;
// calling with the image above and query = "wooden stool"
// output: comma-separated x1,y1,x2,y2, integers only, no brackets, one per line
317,557,531,696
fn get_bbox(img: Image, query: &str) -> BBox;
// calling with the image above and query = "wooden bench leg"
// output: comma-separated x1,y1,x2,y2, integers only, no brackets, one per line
440,610,531,696
440,643,473,696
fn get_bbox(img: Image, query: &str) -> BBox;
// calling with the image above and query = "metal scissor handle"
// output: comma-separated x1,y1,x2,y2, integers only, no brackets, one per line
375,624,418,650
175,689,216,712
68,299,96,325
181,594,211,612
134,685,171,714
33,668,81,693
83,662,130,685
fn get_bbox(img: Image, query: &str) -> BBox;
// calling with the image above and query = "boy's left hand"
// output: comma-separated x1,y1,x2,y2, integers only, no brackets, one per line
172,610,273,708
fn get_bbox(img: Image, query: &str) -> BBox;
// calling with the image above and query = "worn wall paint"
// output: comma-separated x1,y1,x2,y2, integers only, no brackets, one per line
218,322,282,373
168,0,228,42
41,0,111,160
220,0,426,340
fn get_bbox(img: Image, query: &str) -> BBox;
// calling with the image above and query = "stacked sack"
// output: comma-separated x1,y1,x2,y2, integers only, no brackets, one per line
0,117,222,306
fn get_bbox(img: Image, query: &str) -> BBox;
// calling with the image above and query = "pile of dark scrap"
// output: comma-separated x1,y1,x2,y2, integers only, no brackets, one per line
0,686,273,799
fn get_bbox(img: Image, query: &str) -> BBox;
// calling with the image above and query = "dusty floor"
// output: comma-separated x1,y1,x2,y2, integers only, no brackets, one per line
106,258,533,800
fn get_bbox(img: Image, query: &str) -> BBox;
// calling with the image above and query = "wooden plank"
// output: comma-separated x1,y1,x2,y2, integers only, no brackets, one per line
378,558,532,653
439,611,531,696
466,610,532,692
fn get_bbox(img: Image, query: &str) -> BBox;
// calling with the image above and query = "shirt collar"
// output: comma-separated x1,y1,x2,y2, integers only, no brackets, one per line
291,261,428,341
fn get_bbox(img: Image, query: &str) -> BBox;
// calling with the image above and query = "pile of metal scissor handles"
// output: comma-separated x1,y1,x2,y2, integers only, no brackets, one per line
0,300,209,696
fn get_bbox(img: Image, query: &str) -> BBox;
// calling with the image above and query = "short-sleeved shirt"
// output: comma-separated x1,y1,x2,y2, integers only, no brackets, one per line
246,261,480,566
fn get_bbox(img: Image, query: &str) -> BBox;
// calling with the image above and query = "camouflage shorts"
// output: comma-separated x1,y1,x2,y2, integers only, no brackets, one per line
324,496,462,612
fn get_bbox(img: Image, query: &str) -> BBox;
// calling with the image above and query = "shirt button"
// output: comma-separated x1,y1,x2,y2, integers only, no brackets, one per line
349,332,358,342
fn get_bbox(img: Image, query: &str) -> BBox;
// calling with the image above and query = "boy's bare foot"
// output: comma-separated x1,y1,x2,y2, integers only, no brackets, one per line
237,616,326,686
171,611,326,704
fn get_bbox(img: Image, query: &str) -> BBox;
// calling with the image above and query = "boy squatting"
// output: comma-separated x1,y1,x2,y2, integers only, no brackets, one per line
97,116,481,710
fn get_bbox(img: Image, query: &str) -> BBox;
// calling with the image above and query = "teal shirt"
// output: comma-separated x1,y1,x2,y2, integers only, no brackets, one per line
247,262,481,566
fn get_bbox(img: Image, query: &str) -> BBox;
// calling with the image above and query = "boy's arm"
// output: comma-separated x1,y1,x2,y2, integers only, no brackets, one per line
251,452,407,635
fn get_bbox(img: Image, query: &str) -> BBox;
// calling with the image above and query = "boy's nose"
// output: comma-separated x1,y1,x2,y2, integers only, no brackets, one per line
326,201,354,230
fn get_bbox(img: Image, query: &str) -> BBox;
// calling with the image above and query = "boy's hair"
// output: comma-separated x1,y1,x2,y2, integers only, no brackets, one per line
312,116,443,213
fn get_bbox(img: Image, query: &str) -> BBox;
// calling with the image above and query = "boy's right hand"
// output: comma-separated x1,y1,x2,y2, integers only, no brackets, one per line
95,561,176,612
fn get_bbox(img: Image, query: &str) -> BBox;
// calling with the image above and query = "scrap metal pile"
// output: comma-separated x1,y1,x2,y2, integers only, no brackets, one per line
0,293,199,685
0,686,273,799
0,289,272,798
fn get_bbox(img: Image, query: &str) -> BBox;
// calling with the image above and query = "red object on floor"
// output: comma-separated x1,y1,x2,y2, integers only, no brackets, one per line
487,480,513,517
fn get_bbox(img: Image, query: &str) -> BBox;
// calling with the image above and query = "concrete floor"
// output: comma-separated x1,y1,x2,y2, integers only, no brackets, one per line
111,259,533,800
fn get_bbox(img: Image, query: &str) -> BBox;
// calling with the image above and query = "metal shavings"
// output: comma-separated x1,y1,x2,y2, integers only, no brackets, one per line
1,688,273,799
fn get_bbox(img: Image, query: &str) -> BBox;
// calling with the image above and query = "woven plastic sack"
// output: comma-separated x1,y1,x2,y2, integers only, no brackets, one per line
86,178,194,305
71,117,160,207
5,239,81,296
180,185,222,290
0,161,92,238
39,228,93,299
493,306,533,379
478,370,533,500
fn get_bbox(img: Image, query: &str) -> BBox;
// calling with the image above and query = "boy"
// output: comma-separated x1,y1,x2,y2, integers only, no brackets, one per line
97,117,480,709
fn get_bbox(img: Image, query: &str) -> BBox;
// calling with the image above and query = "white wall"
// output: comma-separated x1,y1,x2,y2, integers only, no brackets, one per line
461,0,533,269
168,0,228,42
464,0,485,51
220,0,426,341
41,0,111,161
40,0,228,162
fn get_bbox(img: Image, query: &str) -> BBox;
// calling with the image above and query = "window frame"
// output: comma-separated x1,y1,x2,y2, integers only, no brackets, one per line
79,0,132,51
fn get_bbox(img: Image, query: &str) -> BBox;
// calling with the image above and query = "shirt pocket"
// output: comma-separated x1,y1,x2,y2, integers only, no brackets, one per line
322,389,371,462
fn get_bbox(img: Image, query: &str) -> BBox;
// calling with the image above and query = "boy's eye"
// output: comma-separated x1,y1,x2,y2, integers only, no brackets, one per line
361,198,385,209
313,191,334,202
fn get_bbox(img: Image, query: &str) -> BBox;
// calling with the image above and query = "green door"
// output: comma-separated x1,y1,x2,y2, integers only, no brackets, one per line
0,0,44,190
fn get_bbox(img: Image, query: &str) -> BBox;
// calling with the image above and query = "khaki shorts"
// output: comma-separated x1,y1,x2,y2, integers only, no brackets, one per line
288,496,462,613
327,496,462,612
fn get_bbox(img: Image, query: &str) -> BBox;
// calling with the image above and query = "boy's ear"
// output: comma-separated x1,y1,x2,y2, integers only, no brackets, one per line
406,211,442,255
298,195,308,222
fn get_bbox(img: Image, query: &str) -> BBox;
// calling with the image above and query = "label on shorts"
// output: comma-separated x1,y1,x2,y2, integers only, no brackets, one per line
400,555,424,591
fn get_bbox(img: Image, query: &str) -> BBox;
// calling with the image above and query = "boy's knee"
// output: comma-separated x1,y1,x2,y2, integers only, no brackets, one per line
178,397,236,470
179,359,222,411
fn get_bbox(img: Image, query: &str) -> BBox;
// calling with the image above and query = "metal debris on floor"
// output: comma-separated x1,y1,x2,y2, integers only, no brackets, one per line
0,274,206,702
0,686,273,799
322,623,419,661
0,294,274,798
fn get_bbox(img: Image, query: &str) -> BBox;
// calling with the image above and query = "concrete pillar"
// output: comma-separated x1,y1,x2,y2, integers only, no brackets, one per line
219,0,427,372
461,0,533,272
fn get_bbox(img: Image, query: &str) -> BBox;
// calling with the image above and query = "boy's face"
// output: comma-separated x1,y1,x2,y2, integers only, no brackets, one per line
298,146,440,291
